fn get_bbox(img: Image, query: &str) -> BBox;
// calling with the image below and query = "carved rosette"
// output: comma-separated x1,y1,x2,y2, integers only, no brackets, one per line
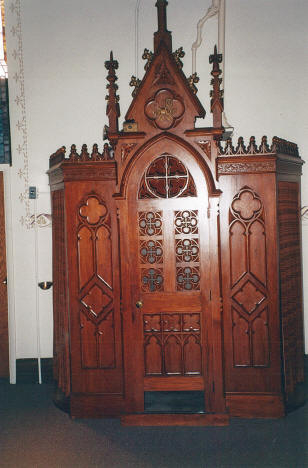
144,89,185,130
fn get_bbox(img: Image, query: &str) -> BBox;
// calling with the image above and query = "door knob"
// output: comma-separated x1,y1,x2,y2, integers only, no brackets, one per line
135,300,143,309
2,277,7,285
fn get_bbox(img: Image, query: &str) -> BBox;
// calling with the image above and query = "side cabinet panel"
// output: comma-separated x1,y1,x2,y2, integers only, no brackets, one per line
278,181,305,403
65,181,123,395
51,189,70,396
220,175,282,395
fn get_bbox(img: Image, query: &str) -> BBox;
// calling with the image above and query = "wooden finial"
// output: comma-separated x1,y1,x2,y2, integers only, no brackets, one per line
105,51,120,134
154,0,172,53
209,45,224,128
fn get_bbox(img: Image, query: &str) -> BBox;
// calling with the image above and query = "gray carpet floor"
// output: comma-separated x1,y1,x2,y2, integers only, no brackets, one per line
0,381,307,468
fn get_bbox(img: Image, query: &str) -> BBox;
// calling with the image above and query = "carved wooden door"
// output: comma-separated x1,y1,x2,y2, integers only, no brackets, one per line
123,143,214,413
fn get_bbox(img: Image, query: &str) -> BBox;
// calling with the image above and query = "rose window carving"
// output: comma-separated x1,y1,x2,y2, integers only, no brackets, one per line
139,155,196,199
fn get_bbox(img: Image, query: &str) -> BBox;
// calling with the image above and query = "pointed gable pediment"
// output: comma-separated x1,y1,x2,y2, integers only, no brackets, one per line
125,42,206,134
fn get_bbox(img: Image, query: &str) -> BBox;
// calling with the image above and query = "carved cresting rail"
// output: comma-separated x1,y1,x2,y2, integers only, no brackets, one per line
217,136,299,157
49,143,115,167
50,136,300,168
217,136,300,175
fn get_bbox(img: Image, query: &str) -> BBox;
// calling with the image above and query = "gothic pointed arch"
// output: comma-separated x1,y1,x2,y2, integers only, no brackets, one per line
115,132,221,200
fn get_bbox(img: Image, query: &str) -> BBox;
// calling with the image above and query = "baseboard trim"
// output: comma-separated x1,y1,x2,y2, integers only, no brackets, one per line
70,393,125,418
226,393,285,418
121,413,230,427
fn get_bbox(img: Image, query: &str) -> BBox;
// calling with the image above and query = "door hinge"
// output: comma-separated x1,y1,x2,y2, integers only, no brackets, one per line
212,382,215,393
209,289,212,301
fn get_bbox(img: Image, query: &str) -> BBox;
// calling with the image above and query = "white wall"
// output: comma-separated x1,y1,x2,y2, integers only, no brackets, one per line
3,0,308,366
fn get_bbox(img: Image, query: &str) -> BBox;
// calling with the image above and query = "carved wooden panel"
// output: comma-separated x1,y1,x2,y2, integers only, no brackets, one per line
139,154,196,199
174,210,200,291
52,189,70,395
138,211,164,292
144,313,202,376
77,194,116,369
140,240,163,264
80,310,115,369
139,211,163,236
229,187,269,367
278,182,304,398
141,268,164,292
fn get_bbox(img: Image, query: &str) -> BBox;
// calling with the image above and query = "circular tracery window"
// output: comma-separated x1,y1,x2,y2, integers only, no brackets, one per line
138,154,197,199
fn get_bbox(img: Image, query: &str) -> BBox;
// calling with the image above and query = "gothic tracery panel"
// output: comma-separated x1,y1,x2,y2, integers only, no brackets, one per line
77,226,94,289
143,313,202,376
141,268,164,292
176,266,200,291
140,239,163,264
229,187,270,368
138,210,164,292
174,210,198,234
79,196,108,224
139,211,163,236
175,238,199,263
80,311,116,369
96,225,113,288
174,210,201,291
77,194,116,369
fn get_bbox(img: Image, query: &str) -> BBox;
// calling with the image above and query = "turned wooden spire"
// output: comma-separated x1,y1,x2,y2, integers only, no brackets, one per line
105,51,120,133
154,0,172,53
209,45,224,128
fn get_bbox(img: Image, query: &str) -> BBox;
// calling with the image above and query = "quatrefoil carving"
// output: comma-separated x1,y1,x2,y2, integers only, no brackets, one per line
79,196,107,225
231,189,262,221
144,89,185,130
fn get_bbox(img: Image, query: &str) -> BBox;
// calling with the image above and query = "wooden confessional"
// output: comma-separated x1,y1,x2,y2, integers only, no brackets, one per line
48,1,305,425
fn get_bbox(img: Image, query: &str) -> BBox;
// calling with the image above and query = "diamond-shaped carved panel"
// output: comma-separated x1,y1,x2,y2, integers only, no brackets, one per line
233,281,265,314
81,284,112,318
